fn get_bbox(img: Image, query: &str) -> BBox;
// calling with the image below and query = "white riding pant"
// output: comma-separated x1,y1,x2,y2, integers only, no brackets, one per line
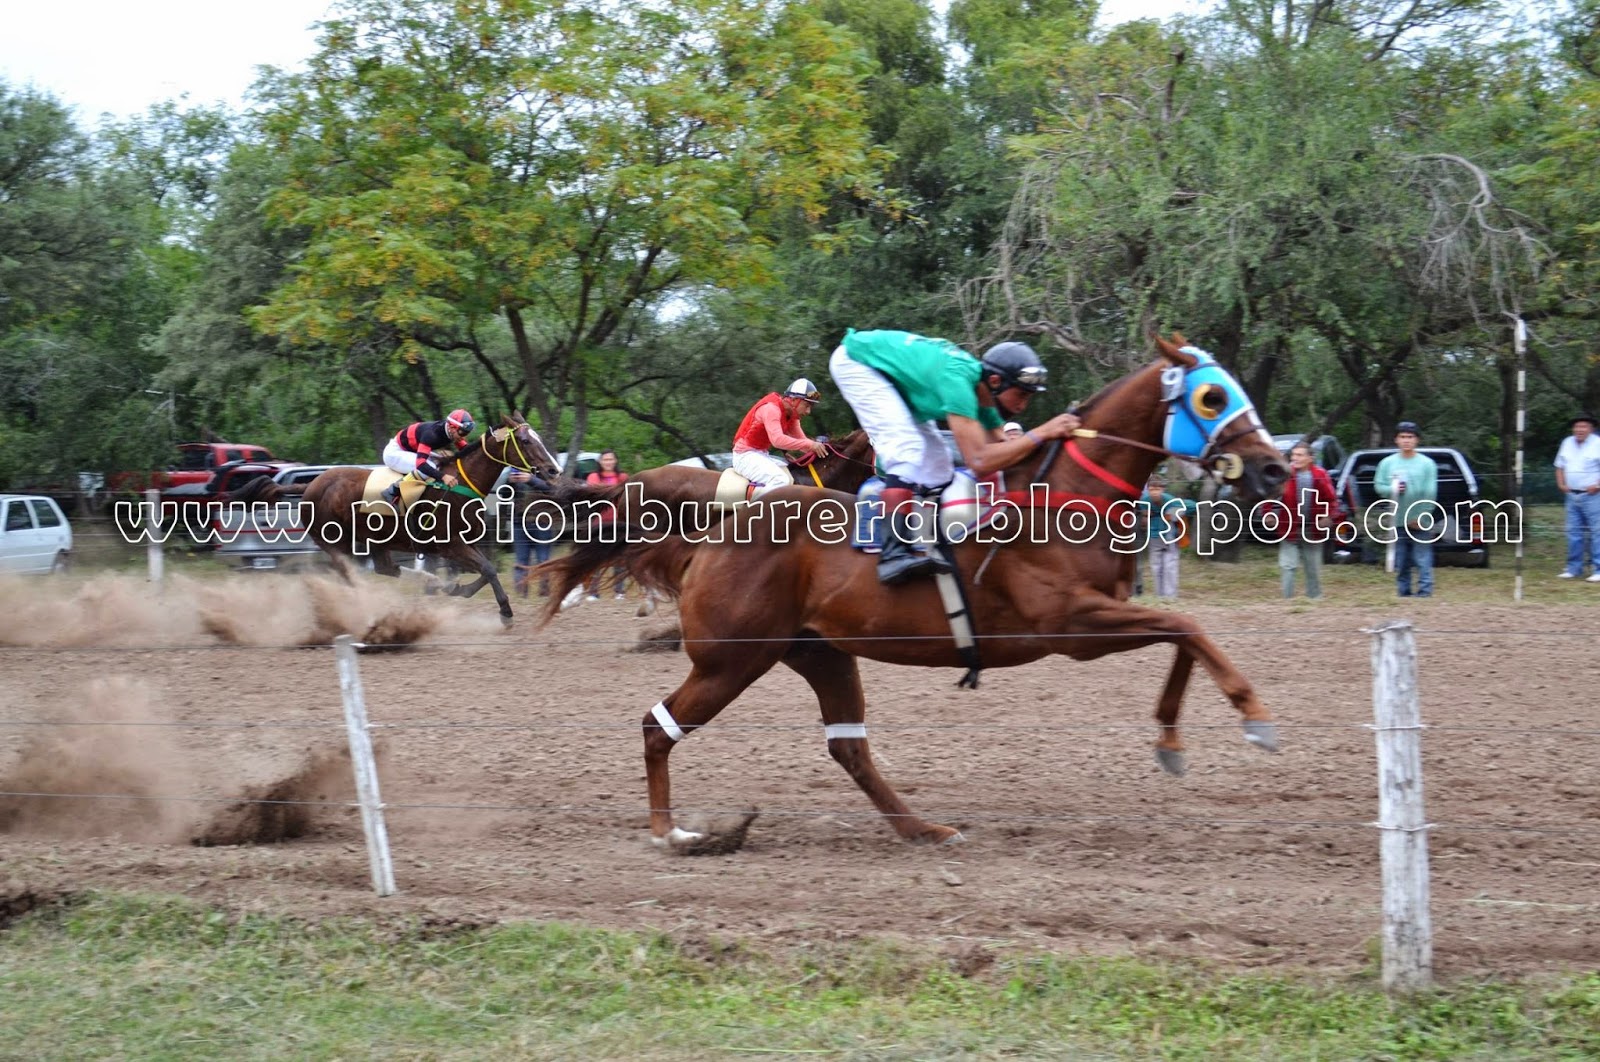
382,439,421,475
829,345,953,490
731,450,794,498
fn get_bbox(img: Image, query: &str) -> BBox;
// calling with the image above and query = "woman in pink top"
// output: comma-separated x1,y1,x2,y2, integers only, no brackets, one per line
584,450,630,600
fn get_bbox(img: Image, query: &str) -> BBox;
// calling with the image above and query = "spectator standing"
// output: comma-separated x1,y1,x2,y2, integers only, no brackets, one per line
585,450,630,601
1276,442,1342,599
508,469,555,598
1554,412,1600,581
1373,422,1439,598
1141,475,1196,600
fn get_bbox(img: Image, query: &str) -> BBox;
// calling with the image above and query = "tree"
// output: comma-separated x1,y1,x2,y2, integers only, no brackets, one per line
958,1,1547,448
247,0,883,463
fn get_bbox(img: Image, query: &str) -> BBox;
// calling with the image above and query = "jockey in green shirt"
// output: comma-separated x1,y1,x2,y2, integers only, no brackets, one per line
829,329,1080,584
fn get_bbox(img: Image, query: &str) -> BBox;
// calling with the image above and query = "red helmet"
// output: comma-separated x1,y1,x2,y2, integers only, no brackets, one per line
446,409,475,436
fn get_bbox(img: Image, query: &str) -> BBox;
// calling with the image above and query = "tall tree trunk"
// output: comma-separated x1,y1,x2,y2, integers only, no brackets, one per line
1497,347,1516,499
412,357,443,419
367,394,389,454
506,306,559,439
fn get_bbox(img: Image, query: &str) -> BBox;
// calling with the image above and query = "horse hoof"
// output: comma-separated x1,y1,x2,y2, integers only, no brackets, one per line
651,827,706,849
499,613,514,629
1155,746,1187,776
940,830,967,846
1243,720,1280,753
914,825,963,845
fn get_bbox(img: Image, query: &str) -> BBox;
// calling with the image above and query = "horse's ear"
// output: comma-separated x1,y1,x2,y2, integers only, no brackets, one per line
1153,333,1199,368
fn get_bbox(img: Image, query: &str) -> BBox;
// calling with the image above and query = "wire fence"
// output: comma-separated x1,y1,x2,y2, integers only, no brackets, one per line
1,618,1594,988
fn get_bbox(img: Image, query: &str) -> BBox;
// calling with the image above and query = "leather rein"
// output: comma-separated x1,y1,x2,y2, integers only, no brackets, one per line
451,428,549,498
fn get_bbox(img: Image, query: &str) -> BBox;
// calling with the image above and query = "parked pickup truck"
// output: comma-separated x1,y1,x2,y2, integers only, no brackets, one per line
110,442,283,495
1328,446,1493,568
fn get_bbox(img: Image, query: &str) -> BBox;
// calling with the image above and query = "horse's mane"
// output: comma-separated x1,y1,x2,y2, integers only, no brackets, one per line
1067,360,1159,422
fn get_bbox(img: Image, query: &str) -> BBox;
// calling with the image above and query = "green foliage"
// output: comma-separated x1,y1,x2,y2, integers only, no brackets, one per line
246,0,883,457
2,892,1598,1060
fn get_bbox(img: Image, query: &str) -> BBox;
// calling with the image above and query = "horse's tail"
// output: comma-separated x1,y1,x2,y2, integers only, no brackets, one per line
226,476,286,506
536,478,703,625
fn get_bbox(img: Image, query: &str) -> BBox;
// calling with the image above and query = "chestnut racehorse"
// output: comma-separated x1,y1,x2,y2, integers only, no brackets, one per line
540,336,1289,849
234,413,561,624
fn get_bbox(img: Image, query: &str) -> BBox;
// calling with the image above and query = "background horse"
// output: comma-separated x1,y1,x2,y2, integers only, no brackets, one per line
235,412,560,625
539,336,1289,848
616,430,876,618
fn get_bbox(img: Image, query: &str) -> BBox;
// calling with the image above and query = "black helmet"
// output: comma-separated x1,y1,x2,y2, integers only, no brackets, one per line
980,342,1047,394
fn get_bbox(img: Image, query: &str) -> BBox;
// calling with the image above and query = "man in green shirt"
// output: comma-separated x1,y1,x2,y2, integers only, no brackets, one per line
829,329,1080,583
1373,421,1440,598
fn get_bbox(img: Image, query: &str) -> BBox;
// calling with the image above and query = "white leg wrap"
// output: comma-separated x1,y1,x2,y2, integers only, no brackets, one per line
825,723,868,740
651,701,686,742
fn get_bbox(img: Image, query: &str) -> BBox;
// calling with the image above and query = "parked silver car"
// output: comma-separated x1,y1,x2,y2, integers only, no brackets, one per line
214,465,378,569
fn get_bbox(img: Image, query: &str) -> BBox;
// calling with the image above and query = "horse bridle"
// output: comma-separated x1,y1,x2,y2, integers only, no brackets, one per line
1054,368,1261,496
453,425,555,497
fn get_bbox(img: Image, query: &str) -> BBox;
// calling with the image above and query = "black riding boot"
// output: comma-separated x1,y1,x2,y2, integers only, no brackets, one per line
876,488,951,585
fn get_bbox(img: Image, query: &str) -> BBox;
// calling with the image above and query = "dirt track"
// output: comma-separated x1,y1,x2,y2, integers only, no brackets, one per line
1,574,1596,975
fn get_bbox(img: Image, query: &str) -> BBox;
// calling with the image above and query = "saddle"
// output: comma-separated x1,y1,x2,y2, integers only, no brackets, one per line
849,473,991,689
362,468,431,512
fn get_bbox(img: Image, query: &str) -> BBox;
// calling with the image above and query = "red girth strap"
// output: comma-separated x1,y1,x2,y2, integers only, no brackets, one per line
993,490,1118,516
1066,439,1139,497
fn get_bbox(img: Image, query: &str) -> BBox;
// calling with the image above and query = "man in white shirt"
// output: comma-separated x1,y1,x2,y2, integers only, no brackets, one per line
1554,412,1600,581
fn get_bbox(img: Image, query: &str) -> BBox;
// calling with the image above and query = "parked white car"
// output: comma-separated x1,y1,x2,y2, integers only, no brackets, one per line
0,494,72,574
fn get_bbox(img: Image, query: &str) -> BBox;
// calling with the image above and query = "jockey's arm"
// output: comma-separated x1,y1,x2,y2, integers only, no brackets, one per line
946,412,1080,476
758,404,825,455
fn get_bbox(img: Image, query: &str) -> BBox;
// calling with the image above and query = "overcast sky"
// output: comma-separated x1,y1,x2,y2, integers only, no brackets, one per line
0,0,1206,126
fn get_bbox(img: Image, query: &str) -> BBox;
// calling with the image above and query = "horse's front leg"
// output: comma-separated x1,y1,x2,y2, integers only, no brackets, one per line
447,546,513,625
1055,596,1277,772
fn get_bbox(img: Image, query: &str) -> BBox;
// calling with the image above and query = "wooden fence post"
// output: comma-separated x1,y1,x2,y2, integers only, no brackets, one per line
1369,619,1432,993
144,488,164,583
334,635,397,897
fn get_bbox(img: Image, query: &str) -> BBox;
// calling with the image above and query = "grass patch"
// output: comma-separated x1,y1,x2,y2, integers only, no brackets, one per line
1168,504,1585,608
2,892,1597,1060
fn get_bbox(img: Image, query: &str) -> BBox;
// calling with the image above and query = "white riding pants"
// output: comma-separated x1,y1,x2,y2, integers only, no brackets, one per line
382,439,421,474
828,346,953,490
731,450,794,497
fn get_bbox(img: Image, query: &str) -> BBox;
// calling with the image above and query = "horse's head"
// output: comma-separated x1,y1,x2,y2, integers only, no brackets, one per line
494,412,563,480
1153,333,1287,502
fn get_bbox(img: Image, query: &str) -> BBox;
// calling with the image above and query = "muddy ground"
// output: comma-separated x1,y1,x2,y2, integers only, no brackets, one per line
1,573,1595,975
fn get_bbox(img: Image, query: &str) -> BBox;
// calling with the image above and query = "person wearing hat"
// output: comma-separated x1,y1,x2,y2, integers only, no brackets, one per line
1554,412,1600,581
1002,421,1025,440
1373,421,1440,598
829,329,1081,583
730,378,829,500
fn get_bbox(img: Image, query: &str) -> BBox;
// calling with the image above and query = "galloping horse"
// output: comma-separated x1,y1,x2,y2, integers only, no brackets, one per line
235,412,561,624
635,429,877,515
539,336,1289,848
614,430,876,618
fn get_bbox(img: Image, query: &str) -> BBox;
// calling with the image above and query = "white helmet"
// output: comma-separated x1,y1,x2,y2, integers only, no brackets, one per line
1002,421,1023,435
783,378,820,403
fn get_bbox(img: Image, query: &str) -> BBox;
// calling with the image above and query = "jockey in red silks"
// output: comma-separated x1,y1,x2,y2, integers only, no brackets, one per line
731,379,828,499
380,408,475,506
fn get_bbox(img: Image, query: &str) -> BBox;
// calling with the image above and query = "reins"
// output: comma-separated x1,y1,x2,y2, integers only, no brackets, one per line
450,426,549,499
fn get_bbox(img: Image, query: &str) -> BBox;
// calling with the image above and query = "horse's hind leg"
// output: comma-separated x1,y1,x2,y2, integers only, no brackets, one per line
783,640,962,845
324,548,360,586
644,648,785,847
1155,647,1195,776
